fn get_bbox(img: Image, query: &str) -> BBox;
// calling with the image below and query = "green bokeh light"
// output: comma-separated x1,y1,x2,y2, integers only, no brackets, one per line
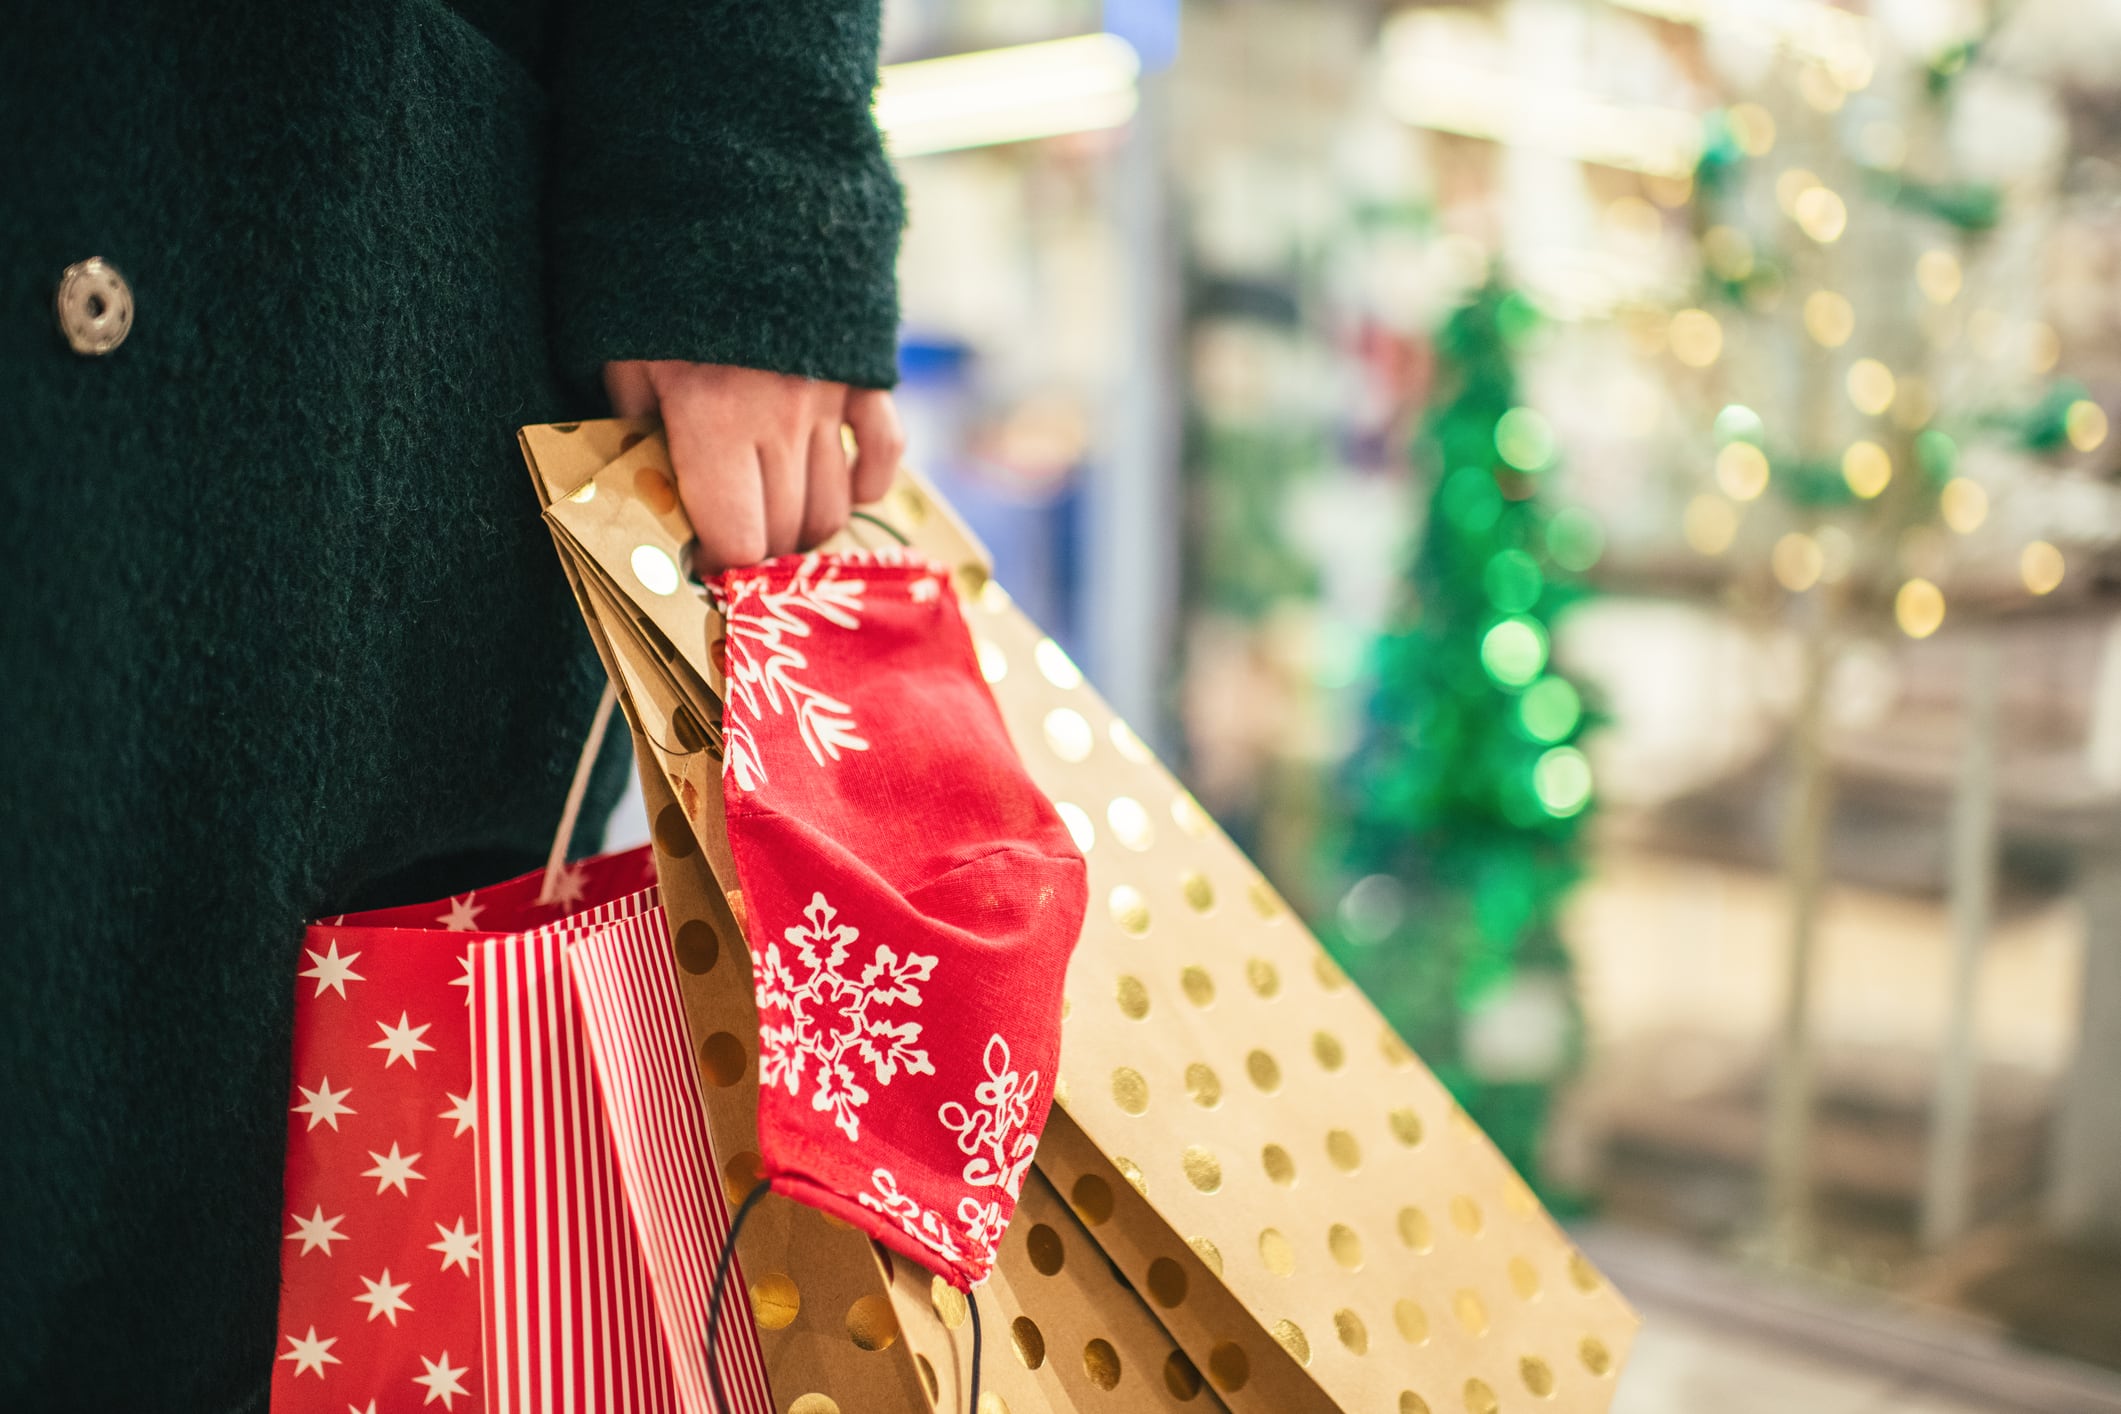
1494,407,1557,472
1916,428,1958,481
1533,746,1594,816
1441,465,1504,533
1517,677,1582,743
1481,616,1549,688
1546,507,1604,572
1483,549,1543,613
1713,403,1765,446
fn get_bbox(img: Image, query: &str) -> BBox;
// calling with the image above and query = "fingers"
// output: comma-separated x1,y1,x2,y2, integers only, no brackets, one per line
801,419,852,550
759,431,805,559
845,389,905,505
617,363,905,573
657,366,767,572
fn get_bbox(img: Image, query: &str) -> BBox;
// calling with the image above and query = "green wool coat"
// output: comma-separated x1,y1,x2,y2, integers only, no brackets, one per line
0,2,902,1408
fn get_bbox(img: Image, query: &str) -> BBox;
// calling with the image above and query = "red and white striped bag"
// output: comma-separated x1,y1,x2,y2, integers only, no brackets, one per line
471,884,773,1414
271,844,770,1414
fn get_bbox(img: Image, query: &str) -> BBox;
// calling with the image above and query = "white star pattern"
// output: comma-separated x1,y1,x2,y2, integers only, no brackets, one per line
450,951,475,1005
353,1269,414,1326
428,1218,479,1275
439,1090,476,1138
278,1326,342,1379
293,1078,356,1132
361,1144,425,1197
285,1205,349,1257
543,859,588,910
299,942,366,999
370,1012,435,1069
350,1403,378,1414
413,1352,470,1409
436,894,484,931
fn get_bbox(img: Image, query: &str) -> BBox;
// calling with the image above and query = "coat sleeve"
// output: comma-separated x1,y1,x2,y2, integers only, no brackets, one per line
544,0,905,391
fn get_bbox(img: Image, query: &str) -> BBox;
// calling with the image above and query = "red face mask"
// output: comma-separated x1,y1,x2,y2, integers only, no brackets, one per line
708,551,1087,1292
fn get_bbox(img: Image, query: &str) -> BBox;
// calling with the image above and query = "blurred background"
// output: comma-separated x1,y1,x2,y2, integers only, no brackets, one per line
632,0,2121,1405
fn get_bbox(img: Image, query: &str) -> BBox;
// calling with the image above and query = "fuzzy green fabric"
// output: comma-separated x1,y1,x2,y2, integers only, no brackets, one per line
0,2,901,1409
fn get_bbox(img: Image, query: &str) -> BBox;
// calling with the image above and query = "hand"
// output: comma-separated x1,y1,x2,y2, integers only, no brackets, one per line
602,360,904,573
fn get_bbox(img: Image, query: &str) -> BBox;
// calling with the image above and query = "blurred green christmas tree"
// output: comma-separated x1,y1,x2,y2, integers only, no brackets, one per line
1321,278,1600,1196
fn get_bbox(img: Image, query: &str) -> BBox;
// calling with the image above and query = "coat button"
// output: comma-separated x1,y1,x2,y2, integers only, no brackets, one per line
55,257,133,356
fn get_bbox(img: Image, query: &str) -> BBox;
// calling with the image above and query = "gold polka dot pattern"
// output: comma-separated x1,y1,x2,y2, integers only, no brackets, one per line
1084,1337,1122,1390
749,1272,800,1330
844,1294,899,1351
1010,1316,1045,1369
535,440,1639,1414
1112,1067,1149,1116
1181,1146,1222,1194
1259,1228,1295,1277
1109,885,1150,937
1179,966,1215,1007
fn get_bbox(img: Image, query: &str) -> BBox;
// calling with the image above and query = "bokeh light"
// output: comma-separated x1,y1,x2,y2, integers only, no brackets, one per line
1533,746,1594,817
1846,359,1895,416
1895,578,1946,639
1494,407,1557,471
1442,465,1503,532
1670,309,1724,367
1517,677,1582,744
1804,291,1855,348
1713,403,1764,445
1716,441,1771,501
1842,440,1891,498
1775,168,1819,217
1771,532,1823,592
2068,400,2110,453
1484,549,1543,613
1940,478,1988,534
1684,495,1738,555
1481,617,1549,688
1546,507,1604,572
2021,540,2065,595
1916,249,1962,304
1793,185,1847,243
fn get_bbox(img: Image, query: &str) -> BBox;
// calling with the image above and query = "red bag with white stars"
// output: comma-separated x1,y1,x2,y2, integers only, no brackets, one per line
271,846,772,1414
710,551,1088,1290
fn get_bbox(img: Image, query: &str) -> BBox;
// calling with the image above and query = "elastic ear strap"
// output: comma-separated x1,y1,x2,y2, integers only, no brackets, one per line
539,681,619,905
706,1183,770,1414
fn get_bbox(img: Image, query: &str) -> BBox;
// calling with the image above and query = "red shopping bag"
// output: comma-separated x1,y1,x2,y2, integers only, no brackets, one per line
271,846,770,1414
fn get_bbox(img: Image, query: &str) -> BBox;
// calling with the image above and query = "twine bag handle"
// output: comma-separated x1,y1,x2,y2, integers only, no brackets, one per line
539,681,619,906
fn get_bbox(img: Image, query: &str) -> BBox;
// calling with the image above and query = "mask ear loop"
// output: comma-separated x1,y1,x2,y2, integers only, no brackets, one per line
706,1183,768,1414
849,508,913,547
703,1186,984,1414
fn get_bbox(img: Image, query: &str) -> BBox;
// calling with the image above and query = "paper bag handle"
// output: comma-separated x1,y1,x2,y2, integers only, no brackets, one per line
539,681,619,906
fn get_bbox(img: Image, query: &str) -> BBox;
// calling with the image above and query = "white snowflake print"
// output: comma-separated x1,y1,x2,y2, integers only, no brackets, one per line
939,1034,1041,1201
715,557,872,791
755,892,937,1142
858,1166,963,1267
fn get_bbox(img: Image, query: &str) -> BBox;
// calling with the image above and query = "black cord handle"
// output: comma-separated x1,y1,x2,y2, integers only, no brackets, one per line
704,1184,984,1414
